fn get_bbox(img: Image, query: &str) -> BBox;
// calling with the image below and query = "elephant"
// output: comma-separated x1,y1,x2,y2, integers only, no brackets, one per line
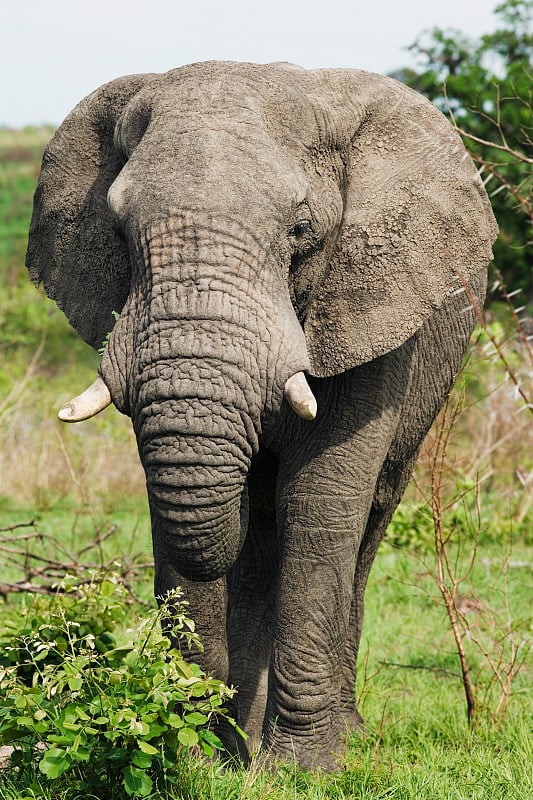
26,61,497,771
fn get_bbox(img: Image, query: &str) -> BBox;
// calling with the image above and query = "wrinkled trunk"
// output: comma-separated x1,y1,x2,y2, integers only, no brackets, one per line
101,213,309,580
137,345,257,580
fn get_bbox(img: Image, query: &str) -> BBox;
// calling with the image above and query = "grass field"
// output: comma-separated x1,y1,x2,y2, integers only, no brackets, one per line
0,127,531,799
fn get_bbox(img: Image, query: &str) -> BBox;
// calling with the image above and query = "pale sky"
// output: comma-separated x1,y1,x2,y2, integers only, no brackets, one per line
2,0,499,128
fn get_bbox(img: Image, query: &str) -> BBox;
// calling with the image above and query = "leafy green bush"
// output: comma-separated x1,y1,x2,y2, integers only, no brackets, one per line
386,503,435,552
0,573,130,683
0,574,241,798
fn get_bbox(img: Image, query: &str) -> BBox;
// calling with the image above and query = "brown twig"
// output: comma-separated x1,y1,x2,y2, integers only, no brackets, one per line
0,520,37,533
454,127,533,164
0,523,153,600
427,394,478,725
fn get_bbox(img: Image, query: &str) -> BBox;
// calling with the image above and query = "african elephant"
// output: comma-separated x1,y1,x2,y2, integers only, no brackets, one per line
26,61,497,770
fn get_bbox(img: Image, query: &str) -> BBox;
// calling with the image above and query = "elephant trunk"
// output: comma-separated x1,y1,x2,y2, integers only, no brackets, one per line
136,352,256,581
100,214,310,581
143,433,250,583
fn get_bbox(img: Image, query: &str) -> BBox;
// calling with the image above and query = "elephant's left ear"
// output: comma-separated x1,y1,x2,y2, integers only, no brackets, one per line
302,69,498,377
25,73,157,350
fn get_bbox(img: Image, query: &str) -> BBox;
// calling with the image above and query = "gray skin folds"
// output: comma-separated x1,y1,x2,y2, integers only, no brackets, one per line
26,62,497,771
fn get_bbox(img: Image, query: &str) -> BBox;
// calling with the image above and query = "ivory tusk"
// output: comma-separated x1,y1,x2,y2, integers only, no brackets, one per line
58,377,112,423
284,372,317,420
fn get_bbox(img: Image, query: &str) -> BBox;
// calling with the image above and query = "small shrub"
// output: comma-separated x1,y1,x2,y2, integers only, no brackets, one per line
0,573,131,683
0,573,241,798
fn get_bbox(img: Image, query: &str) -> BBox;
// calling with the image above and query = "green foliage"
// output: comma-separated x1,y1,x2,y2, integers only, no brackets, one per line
395,0,533,300
0,573,130,683
0,574,240,798
386,503,435,552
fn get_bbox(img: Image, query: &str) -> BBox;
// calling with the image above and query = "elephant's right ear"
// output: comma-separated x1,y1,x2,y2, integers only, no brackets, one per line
26,73,157,350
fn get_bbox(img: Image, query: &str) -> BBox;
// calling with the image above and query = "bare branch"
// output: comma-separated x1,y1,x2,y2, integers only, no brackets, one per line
454,126,533,164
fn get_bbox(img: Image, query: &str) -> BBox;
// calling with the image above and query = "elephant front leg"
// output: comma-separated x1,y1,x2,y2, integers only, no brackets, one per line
262,488,369,771
262,368,406,770
154,561,230,682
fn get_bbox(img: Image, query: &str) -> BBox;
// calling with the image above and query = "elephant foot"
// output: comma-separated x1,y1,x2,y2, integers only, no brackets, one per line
259,724,348,773
212,708,250,766
257,741,343,774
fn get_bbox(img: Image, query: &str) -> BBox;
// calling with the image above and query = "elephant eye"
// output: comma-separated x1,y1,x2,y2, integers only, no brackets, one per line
290,221,312,239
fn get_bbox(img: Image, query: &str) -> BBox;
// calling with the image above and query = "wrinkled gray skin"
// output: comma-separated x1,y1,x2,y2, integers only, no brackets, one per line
26,62,497,770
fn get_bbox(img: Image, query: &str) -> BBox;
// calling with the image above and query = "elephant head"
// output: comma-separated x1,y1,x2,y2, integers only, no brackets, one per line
26,62,496,584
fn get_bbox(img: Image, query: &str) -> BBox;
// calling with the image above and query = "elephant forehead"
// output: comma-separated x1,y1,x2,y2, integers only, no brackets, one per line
131,62,323,146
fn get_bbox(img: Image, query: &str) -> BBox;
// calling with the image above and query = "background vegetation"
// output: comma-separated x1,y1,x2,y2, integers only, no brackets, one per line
394,0,533,300
0,2,531,797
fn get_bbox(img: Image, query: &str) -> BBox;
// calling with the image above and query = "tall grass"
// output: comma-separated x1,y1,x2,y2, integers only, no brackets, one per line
0,126,145,509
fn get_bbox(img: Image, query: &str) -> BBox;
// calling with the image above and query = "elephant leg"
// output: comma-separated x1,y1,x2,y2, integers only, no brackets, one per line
154,562,230,681
340,452,419,724
263,366,407,771
226,450,280,752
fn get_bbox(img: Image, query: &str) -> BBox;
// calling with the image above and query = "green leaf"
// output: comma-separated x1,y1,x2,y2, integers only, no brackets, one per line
131,749,153,769
184,711,208,726
191,681,212,696
199,740,214,757
62,721,81,732
38,748,71,779
177,727,199,747
106,645,135,658
200,728,224,750
123,765,153,797
130,719,150,736
74,705,90,721
137,739,159,755
167,713,185,729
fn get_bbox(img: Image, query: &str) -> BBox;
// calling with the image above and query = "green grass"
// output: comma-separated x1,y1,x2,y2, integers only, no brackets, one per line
0,127,53,286
0,128,531,799
0,505,531,799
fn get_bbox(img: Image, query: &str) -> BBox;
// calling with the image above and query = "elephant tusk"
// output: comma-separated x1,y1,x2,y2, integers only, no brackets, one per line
58,377,112,423
284,372,317,420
